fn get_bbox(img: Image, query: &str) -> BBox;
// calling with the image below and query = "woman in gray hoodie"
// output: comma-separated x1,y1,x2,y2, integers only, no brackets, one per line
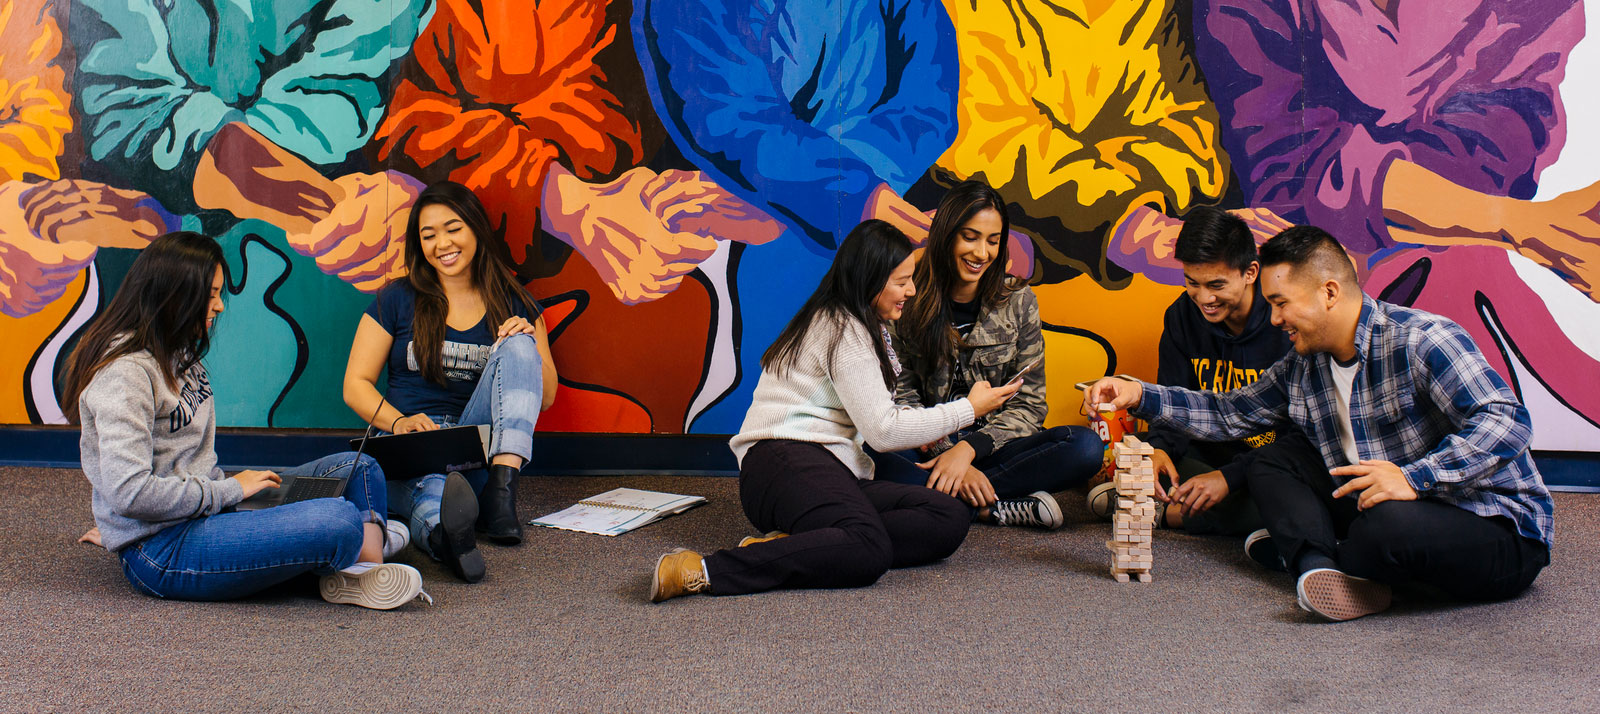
64,232,426,610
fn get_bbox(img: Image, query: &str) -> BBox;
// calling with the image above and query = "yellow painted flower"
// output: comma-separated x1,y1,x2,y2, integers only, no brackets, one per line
937,0,1226,240
0,0,72,183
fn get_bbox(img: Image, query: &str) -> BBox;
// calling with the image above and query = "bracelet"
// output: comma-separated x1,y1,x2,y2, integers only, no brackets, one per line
390,415,402,432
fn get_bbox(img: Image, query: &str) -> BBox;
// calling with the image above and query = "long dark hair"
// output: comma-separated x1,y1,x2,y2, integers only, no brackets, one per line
900,180,1019,373
403,181,537,385
62,232,225,423
761,219,913,389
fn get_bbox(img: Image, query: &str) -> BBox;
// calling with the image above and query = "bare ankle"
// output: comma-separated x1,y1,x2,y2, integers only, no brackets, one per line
359,522,384,563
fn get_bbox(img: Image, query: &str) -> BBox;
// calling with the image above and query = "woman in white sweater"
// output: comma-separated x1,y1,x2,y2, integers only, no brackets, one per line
64,232,426,610
650,220,1019,601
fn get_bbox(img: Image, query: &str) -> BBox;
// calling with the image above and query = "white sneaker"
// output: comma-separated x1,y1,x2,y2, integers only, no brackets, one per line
382,519,411,559
991,491,1065,530
1086,482,1117,520
320,562,431,610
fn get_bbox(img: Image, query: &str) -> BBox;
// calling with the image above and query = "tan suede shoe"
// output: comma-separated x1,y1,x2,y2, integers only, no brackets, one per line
737,530,789,547
649,548,709,602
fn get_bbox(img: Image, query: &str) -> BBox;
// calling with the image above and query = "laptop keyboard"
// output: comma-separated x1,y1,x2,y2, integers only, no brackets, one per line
284,476,345,504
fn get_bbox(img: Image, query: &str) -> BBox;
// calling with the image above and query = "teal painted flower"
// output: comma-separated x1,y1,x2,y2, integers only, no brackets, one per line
70,0,432,187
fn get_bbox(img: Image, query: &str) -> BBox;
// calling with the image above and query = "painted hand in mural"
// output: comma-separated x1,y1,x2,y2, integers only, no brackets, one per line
0,0,72,183
1107,204,1293,284
69,0,431,192
1383,159,1600,302
863,183,934,241
193,123,419,292
541,164,783,305
375,0,641,271
0,179,167,317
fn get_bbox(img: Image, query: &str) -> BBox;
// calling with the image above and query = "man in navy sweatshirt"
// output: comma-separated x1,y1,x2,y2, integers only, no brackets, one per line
1092,206,1293,537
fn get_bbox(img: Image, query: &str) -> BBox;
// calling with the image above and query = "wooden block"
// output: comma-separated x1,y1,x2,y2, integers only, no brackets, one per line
1137,573,1152,583
1114,572,1130,583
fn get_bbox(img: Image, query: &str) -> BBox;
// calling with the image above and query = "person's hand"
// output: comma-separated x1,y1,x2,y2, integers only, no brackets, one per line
496,315,539,340
1081,377,1142,413
966,380,1021,418
1150,448,1180,502
78,527,102,546
392,413,439,433
232,470,283,499
958,466,998,508
1169,470,1229,517
918,441,977,495
1330,460,1419,510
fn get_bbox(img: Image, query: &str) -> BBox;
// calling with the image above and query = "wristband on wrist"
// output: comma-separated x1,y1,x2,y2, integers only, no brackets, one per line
390,415,402,432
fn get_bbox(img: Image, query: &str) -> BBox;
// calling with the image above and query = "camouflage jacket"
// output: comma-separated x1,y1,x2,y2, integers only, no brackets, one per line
891,284,1047,457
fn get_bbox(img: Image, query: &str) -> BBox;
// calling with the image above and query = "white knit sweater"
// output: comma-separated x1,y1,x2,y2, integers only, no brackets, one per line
730,311,976,479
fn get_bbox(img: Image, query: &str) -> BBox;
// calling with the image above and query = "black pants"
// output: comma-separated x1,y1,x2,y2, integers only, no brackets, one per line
703,440,971,595
1246,430,1548,600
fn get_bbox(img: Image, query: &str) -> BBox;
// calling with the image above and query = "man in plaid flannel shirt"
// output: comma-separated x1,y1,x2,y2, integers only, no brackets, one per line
1085,226,1552,622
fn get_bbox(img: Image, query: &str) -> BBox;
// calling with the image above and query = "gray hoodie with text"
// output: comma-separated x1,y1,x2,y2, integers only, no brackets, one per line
78,351,241,552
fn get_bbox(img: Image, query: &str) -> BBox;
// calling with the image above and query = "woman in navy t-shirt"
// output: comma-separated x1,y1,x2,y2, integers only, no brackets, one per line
343,181,557,583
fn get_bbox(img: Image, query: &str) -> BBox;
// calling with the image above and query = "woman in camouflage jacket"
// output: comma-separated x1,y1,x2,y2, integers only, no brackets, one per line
875,181,1103,529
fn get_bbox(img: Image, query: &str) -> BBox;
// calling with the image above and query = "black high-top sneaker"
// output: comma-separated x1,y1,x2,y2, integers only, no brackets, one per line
990,491,1065,530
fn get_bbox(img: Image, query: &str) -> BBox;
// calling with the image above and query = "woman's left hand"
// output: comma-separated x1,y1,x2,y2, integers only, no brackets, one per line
918,441,977,497
496,316,539,339
78,527,102,546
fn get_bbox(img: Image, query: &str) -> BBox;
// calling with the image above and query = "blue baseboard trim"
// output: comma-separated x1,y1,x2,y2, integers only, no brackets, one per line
0,425,738,476
2,425,1593,489
1529,451,1600,492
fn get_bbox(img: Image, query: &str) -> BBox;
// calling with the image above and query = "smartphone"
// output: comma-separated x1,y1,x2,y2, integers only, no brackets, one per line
1007,356,1043,385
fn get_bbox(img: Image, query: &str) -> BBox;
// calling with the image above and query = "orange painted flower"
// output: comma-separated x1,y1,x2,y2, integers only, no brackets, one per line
375,0,642,268
0,0,72,183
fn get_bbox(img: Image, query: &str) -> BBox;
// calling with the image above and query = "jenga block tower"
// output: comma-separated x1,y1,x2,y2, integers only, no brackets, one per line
1107,433,1156,583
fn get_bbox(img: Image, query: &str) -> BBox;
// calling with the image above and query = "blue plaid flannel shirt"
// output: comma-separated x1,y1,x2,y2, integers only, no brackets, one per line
1137,295,1553,547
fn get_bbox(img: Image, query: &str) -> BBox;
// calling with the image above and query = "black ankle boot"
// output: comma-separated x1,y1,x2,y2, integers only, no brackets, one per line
430,472,485,583
477,463,524,545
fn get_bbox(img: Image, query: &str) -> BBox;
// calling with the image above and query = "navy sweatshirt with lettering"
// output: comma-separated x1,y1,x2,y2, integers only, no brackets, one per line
1147,285,1294,492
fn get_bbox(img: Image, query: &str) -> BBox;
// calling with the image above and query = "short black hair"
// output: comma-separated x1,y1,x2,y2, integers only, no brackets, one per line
1174,205,1256,273
1259,225,1357,284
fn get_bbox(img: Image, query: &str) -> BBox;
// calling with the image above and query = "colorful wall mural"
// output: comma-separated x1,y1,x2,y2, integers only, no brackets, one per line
2,0,1597,453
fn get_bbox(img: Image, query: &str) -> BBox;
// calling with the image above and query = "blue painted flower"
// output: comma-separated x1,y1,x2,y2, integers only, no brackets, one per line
70,0,432,183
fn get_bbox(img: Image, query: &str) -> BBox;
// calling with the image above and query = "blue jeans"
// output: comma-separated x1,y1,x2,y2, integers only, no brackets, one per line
387,334,544,556
118,452,386,601
870,426,1103,506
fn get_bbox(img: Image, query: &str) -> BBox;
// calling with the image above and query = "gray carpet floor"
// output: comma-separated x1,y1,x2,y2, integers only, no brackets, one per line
2,465,1596,713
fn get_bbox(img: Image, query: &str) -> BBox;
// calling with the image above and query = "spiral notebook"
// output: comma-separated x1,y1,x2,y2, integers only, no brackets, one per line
528,487,707,536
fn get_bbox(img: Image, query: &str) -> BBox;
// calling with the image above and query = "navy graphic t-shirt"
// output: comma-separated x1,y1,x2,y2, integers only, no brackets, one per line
365,281,540,420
